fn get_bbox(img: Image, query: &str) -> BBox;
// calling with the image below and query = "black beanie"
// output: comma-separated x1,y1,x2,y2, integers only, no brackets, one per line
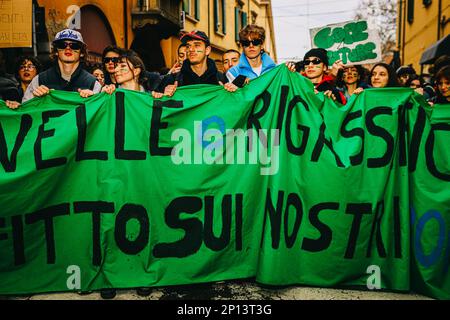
304,48,329,67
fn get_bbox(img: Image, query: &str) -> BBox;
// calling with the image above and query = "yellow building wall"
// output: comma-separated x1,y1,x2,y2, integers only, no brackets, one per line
399,0,450,71
37,0,277,71
162,0,277,72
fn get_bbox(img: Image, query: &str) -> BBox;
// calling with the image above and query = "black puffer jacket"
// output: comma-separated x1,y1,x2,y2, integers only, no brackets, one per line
157,58,227,92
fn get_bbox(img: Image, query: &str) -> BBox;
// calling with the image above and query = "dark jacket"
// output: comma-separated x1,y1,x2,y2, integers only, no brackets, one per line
157,58,227,92
104,72,114,86
315,75,347,105
143,71,163,92
38,63,97,91
337,81,370,103
0,75,20,102
429,94,450,104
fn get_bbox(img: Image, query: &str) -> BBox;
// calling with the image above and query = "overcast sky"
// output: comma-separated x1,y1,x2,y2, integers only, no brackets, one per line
272,0,362,62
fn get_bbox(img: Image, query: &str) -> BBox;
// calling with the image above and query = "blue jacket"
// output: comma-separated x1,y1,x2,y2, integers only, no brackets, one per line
227,52,276,81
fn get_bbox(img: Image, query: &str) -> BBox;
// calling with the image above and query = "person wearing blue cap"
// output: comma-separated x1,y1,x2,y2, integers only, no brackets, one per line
22,29,102,103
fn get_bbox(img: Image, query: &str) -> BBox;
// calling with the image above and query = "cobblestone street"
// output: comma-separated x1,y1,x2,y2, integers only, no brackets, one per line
3,280,432,300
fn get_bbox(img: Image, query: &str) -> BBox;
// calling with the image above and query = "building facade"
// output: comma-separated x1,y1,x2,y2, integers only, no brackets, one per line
1,0,276,73
162,0,278,71
397,0,450,72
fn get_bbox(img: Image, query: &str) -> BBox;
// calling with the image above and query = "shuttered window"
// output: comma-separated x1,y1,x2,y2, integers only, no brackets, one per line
407,0,414,23
215,0,226,34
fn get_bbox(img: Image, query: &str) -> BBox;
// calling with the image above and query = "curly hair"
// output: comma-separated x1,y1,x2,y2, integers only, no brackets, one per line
239,24,266,43
336,65,368,88
15,55,42,80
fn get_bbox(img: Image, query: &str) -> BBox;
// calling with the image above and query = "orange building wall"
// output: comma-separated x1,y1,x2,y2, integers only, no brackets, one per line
36,0,131,47
36,0,277,71
398,0,450,71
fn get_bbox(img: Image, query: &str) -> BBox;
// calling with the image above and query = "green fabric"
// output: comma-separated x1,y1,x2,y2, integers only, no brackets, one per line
0,66,448,299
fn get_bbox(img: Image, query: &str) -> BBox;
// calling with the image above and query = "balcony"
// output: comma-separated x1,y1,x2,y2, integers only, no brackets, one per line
132,0,181,35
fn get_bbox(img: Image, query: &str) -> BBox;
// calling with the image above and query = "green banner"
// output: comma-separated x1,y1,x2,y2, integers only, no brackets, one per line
0,66,449,299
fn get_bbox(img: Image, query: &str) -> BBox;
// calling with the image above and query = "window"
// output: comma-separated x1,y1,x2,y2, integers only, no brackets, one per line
251,11,258,25
407,0,414,23
183,0,199,20
215,0,226,34
235,5,247,41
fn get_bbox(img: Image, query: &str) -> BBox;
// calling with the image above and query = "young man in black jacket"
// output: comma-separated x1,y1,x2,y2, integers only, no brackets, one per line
22,29,101,103
159,30,237,96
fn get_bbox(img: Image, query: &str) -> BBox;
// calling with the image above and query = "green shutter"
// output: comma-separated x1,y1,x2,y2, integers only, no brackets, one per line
235,7,240,41
214,0,219,32
222,0,226,34
242,12,248,28
183,0,189,14
195,0,200,20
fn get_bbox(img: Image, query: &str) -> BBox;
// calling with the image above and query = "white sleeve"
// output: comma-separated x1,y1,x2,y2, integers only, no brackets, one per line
22,76,40,103
92,81,102,94
226,71,236,83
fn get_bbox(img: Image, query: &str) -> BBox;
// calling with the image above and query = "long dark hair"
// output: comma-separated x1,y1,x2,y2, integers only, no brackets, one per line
117,49,147,85
435,66,450,102
369,62,399,88
102,45,125,85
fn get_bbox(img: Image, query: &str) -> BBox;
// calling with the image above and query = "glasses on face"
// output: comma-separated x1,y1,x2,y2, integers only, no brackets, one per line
54,41,82,51
304,58,322,66
240,39,263,47
19,64,36,71
103,57,120,64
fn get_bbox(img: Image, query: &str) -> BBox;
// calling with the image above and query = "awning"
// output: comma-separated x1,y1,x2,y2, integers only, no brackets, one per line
419,34,450,65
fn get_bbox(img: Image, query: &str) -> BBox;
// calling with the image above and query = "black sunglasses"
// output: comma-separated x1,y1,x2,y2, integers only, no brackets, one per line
103,57,120,64
240,39,263,47
304,58,322,65
54,41,82,50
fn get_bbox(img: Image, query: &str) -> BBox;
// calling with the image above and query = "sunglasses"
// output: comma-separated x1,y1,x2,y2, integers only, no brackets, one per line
103,57,120,64
240,39,263,47
304,58,322,65
19,64,36,71
54,41,82,50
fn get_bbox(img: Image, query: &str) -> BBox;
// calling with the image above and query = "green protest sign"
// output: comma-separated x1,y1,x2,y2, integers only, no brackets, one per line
0,66,449,299
310,20,382,65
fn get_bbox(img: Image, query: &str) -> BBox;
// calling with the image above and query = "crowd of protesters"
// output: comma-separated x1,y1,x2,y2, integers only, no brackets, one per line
0,24,448,299
295,52,449,106
1,25,448,110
